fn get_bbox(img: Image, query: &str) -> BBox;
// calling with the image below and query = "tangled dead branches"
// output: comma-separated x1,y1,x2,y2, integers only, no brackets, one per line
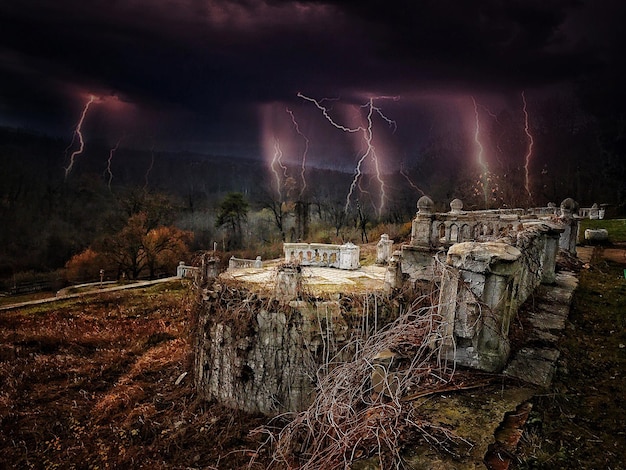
251,297,474,469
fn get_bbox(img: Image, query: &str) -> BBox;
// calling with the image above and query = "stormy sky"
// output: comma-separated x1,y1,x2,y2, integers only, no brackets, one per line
1,0,624,169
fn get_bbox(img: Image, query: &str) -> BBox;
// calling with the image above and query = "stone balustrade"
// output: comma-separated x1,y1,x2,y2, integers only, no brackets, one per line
177,261,200,279
437,221,563,372
228,256,263,270
579,203,605,219
283,242,360,270
407,196,579,254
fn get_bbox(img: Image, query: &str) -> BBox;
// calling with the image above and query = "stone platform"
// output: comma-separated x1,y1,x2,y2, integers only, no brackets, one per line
504,270,579,387
221,261,387,295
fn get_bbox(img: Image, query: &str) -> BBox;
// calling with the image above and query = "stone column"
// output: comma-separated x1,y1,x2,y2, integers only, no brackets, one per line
410,195,435,248
558,198,579,254
384,251,404,293
438,242,522,372
275,264,302,302
376,234,394,265
541,226,562,284
339,242,360,270
177,261,186,278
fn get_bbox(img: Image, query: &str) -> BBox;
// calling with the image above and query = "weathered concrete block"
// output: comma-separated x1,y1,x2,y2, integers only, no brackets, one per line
376,234,394,265
584,228,608,242
446,242,521,276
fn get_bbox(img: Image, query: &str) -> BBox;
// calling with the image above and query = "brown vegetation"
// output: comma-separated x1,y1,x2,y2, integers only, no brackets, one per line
0,281,269,469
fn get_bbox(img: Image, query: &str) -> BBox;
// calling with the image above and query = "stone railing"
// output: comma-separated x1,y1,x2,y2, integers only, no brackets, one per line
283,242,360,270
177,262,200,279
436,221,563,372
407,196,579,254
526,204,558,216
579,203,605,219
228,256,263,270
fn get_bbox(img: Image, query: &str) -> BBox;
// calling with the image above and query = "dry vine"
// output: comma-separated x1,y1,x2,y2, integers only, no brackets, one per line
250,291,474,469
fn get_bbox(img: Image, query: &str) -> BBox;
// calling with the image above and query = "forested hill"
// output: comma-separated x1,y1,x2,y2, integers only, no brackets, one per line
0,127,414,277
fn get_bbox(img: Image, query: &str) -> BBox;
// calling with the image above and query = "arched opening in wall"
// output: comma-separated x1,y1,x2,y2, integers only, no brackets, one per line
450,224,459,242
473,224,481,239
462,224,471,241
438,223,446,242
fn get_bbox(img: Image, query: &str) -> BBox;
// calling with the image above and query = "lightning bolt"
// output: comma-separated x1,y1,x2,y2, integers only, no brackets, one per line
286,108,310,198
471,96,490,207
521,91,534,201
270,138,286,200
478,103,505,167
105,137,122,190
297,93,396,216
64,94,96,179
399,161,425,196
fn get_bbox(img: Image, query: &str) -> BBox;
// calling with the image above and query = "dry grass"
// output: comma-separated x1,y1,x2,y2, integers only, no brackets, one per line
250,289,478,470
0,281,269,469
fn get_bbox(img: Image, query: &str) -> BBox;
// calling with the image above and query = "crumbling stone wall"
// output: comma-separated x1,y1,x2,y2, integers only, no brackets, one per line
194,267,398,414
195,294,347,413
437,222,563,372
401,196,579,281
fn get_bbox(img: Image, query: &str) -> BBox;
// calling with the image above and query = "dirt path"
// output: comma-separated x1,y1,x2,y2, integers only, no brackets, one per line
0,276,180,312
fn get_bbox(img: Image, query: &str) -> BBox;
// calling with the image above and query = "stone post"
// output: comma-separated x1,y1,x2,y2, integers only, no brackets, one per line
540,224,562,284
438,241,522,372
558,198,579,254
376,234,394,265
410,196,434,248
339,242,360,270
177,261,186,278
274,264,302,302
384,250,404,293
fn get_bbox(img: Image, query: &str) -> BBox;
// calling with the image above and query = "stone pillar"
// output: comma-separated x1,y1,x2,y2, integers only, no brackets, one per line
558,198,579,254
438,242,522,372
339,242,360,270
177,261,186,278
274,264,302,302
202,256,219,281
589,203,599,220
384,251,404,293
376,234,394,265
411,196,434,248
541,227,562,284
254,256,263,268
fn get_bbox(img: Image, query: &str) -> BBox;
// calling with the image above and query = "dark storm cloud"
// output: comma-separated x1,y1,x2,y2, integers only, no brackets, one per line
0,0,623,148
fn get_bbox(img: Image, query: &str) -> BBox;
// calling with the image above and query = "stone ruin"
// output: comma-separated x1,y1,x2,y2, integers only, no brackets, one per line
193,196,582,414
402,196,579,372
283,241,360,270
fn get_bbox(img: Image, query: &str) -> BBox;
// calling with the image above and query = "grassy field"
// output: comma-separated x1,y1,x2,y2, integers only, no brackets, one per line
0,281,269,469
2,229,626,469
578,218,626,244
515,252,626,469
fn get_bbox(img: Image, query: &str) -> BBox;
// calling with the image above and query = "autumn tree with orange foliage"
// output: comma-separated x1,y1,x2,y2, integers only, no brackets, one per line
68,213,193,281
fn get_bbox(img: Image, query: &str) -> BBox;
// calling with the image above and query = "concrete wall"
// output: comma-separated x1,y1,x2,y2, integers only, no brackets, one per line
195,299,349,414
283,242,360,270
194,267,397,414
437,222,563,372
